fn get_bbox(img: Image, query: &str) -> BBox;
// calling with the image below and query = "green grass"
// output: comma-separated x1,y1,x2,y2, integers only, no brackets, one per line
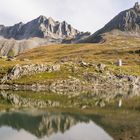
108,65,140,76
11,72,66,84
8,65,75,84
3,90,72,106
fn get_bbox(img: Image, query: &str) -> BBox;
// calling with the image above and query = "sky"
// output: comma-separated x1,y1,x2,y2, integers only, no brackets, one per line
0,0,139,33
0,122,113,140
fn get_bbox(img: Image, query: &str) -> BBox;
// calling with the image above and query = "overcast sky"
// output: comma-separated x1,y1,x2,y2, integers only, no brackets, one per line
0,0,139,33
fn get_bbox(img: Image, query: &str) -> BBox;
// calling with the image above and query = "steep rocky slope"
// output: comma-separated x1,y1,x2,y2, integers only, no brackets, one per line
0,37,62,56
81,2,140,43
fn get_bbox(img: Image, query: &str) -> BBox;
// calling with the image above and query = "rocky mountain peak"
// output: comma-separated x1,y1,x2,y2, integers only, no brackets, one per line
13,22,24,28
80,2,140,43
48,17,55,23
0,15,90,56
0,16,88,40
134,2,140,12
38,15,47,20
36,15,47,23
0,25,4,31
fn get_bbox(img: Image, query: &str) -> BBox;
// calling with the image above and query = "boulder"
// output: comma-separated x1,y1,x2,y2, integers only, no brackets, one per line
97,63,106,71
79,61,89,67
51,64,61,71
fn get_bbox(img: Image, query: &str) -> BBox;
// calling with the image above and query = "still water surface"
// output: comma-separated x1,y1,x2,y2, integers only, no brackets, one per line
0,110,113,140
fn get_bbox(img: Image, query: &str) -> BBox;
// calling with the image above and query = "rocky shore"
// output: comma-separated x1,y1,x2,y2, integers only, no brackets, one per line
1,63,61,82
0,62,139,108
0,62,140,92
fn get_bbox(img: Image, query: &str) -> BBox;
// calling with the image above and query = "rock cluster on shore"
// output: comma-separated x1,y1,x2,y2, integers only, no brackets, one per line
0,61,139,108
1,63,61,82
0,62,140,94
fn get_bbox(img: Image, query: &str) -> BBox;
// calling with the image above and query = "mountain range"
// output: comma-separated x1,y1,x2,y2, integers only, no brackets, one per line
0,2,140,56
0,15,90,40
0,15,90,56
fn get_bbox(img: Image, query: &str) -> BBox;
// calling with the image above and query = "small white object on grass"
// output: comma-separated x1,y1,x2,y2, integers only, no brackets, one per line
117,59,122,66
118,99,122,107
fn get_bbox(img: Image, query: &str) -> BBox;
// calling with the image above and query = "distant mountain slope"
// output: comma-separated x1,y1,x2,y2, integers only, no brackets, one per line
81,2,140,43
0,15,88,40
0,37,61,56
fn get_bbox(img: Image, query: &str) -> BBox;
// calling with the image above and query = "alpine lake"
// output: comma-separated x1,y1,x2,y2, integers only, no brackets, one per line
0,90,139,140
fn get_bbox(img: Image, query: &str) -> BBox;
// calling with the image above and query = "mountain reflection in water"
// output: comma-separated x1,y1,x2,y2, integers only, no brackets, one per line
0,110,113,140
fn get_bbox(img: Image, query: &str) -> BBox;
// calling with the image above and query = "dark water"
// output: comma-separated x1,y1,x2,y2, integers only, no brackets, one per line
0,110,114,140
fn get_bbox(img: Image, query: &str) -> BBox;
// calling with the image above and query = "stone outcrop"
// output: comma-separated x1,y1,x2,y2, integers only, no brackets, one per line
49,77,82,93
0,78,82,94
83,72,140,89
1,64,60,82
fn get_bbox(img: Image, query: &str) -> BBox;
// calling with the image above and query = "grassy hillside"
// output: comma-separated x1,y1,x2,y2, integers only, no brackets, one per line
0,35,140,84
18,36,140,65
17,35,140,75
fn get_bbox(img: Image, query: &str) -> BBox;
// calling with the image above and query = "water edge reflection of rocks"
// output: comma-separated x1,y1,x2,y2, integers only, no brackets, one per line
0,110,113,140
0,89,139,140
0,88,140,108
